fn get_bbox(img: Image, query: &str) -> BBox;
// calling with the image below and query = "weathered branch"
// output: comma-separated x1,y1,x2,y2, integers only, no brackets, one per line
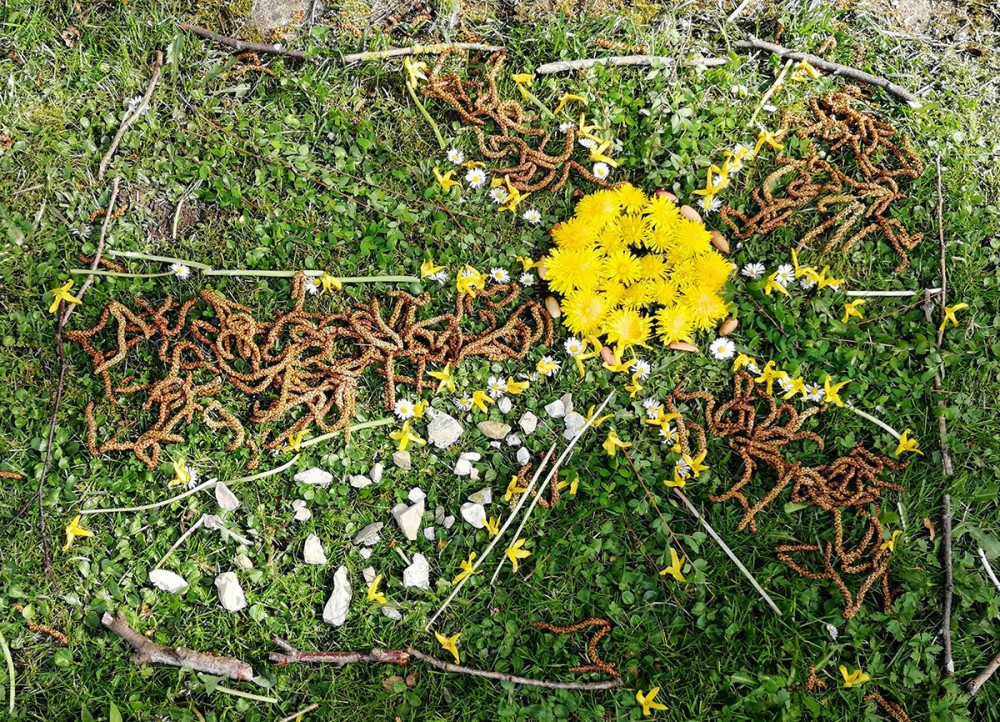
968,651,1000,696
99,52,165,180
268,639,620,690
178,22,307,60
933,154,955,475
535,54,727,75
733,36,921,107
102,612,254,681
342,43,504,63
942,494,954,676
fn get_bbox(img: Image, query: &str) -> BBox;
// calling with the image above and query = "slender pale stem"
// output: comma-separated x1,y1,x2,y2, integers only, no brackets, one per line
407,83,446,150
210,684,279,704
843,403,901,439
522,89,557,120
108,250,213,270
155,515,205,568
0,628,14,714
69,269,175,278
201,269,419,283
979,548,1000,593
302,417,394,447
845,288,942,297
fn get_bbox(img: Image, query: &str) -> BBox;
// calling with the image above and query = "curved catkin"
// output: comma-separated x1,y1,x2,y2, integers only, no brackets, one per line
531,618,618,677
672,371,908,619
720,87,924,272
65,273,551,470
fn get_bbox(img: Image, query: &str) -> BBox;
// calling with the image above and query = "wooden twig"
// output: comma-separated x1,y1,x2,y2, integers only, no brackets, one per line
279,703,319,722
0,629,14,714
342,43,503,63
727,0,755,22
534,54,728,75
733,36,922,107
968,651,1000,696
102,612,253,681
933,154,955,476
98,52,165,180
943,494,954,676
178,22,307,60
269,639,620,690
978,548,1000,592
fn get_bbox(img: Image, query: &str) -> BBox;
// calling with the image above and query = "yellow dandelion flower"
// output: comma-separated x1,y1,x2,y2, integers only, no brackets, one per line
551,217,598,250
680,287,728,330
602,250,644,286
595,226,630,255
643,194,681,230
620,282,654,310
543,246,603,294
612,214,651,248
650,277,681,307
600,279,628,309
574,189,621,228
615,183,648,215
655,305,694,345
638,253,669,281
644,224,677,254
602,307,652,351
672,218,713,258
562,289,608,337
691,252,735,291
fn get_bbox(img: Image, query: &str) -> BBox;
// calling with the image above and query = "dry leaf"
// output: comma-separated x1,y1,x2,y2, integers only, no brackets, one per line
61,26,80,48
923,517,936,541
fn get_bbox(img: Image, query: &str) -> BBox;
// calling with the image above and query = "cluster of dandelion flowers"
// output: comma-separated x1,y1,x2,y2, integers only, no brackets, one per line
541,185,734,353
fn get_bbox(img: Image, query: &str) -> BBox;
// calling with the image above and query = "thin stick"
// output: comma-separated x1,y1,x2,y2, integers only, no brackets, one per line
846,288,942,297
535,54,727,75
845,290,943,330
943,493,954,676
102,612,254,681
341,43,503,63
968,651,1000,696
488,392,615,585
108,250,213,270
425,441,558,630
0,628,14,714
727,0,755,22
211,685,278,704
933,154,955,476
178,22,307,60
301,418,394,448
279,703,319,722
843,404,901,439
155,515,205,568
406,648,620,690
734,37,921,107
406,82,446,150
69,269,175,278
750,58,794,127
979,548,1000,593
620,450,681,548
99,52,165,180
201,269,419,283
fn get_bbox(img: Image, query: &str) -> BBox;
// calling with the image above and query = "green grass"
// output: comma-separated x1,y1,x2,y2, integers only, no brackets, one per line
1,1,1000,720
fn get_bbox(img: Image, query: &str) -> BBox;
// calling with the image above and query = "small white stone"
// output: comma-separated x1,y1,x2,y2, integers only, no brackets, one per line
443,515,456,529
435,506,446,524
294,467,333,486
561,393,573,416
149,569,188,593
516,447,530,465
233,554,253,570
506,433,522,447
202,514,225,531
392,499,425,541
362,566,377,585
424,526,436,541
323,565,352,626
214,482,240,511
826,623,839,641
403,553,431,590
408,487,427,503
460,451,482,462
350,474,372,489
468,487,492,505
370,463,384,483
470,467,480,481
563,411,586,440
454,458,473,476
544,399,565,418
292,499,312,521
489,440,502,449
519,411,538,434
393,450,411,470
382,606,403,621
427,411,464,449
353,522,384,546
498,397,513,414
304,534,327,565
461,502,486,528
359,547,373,559
478,421,512,439
215,572,247,612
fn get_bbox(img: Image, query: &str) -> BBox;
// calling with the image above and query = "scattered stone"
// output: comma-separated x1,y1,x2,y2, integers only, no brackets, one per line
488,440,502,450
149,569,188,594
470,467,480,481
354,522,384,546
323,565,352,627
478,421,511,440
563,411,586,439
202,514,225,531
461,502,486,529
294,467,332,486
427,411,464,449
443,515,456,530
710,229,731,255
214,482,240,511
468,487,492,505
362,566,377,585
250,0,318,35
544,295,561,319
561,393,573,416
453,451,481,477
424,526,436,541
350,474,372,489
215,572,247,612
408,487,427,503
519,411,538,434
359,547,373,560
392,450,412,470
497,397,513,414
680,204,702,223
506,433,522,447
304,534,327,565
392,499,425,541
544,398,565,418
670,341,700,353
382,606,403,621
292,499,312,521
435,506,446,525
233,554,253,570
516,447,531,465
370,462,384,483
403,553,430,590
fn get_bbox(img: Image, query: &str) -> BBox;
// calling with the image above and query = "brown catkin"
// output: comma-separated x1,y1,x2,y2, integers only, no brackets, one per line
531,618,618,676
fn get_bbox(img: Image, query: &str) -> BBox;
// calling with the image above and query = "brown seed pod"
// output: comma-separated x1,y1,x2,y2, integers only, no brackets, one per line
710,230,731,255
669,341,700,353
679,205,702,223
544,295,561,319
718,317,738,336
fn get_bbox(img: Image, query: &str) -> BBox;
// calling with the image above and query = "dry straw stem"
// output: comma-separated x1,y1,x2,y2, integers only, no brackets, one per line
968,651,1000,696
942,494,955,675
0,628,14,714
534,54,728,74
98,52,164,180
933,154,955,476
342,43,504,63
733,36,921,106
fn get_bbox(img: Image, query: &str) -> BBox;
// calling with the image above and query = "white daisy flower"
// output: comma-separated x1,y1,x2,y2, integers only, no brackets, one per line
741,262,766,279
777,376,795,394
519,272,536,287
559,121,575,133
709,337,736,361
171,263,191,279
673,458,691,479
455,395,474,411
578,137,597,149
487,376,506,399
185,466,199,490
642,398,661,418
805,384,824,402
126,95,147,116
523,371,540,382
775,264,796,286
446,148,465,165
564,336,585,356
538,356,560,376
306,278,321,295
465,168,487,188
746,361,761,375
522,208,542,224
429,270,448,285
632,359,651,380
700,196,723,214
593,162,610,180
394,398,416,419
489,268,510,283
800,276,817,291
489,187,509,204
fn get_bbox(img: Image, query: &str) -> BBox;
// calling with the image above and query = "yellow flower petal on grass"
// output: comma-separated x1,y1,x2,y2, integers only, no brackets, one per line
48,280,82,314
636,687,668,716
63,515,94,552
505,538,531,573
434,631,462,664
